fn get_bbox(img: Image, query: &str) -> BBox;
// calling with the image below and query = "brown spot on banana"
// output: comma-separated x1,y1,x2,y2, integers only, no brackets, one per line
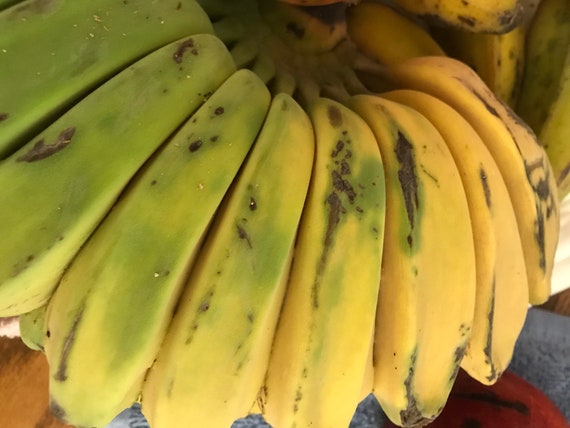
327,105,343,128
400,348,431,426
0,113,8,122
49,399,68,424
17,127,75,162
237,224,253,249
173,38,197,64
286,21,305,39
184,287,215,345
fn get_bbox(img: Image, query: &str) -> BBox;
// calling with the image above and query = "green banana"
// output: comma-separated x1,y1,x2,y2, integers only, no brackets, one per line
43,69,270,428
0,34,236,317
0,0,22,12
19,304,48,351
516,0,570,199
0,0,213,157
261,98,386,428
141,92,314,428
540,50,570,199
516,0,570,135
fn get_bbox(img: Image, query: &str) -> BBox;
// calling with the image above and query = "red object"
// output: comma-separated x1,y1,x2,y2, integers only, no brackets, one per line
384,369,569,427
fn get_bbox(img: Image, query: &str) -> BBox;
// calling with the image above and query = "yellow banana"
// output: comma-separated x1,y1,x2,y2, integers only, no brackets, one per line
382,89,528,385
261,98,386,428
432,24,526,106
346,1,446,66
386,55,560,305
388,0,524,33
349,94,476,427
141,92,314,428
43,69,270,428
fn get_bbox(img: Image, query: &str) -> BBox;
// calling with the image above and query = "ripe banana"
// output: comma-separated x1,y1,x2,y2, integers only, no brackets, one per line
346,1,445,66
141,92,314,428
388,0,524,33
261,98,385,428
516,0,570,199
432,24,526,106
0,0,213,157
348,94,476,427
0,34,236,317
19,304,48,351
43,68,271,428
381,89,528,385
386,55,560,305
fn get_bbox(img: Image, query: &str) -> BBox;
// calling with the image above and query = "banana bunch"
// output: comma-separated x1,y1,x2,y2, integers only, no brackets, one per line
0,0,566,427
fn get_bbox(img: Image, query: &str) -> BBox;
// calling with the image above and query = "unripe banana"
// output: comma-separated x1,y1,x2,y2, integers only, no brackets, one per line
349,94,476,427
44,68,270,428
141,92,314,428
19,304,48,351
0,34,236,317
261,98,386,428
0,0,213,157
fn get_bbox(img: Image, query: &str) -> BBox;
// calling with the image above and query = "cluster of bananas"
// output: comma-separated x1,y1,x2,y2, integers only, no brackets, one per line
0,0,568,427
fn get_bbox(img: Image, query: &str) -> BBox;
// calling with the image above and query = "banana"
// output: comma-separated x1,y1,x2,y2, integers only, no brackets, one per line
516,0,570,134
388,0,524,33
0,0,22,11
141,92,314,428
346,1,446,66
540,49,570,199
261,98,385,428
0,0,213,158
43,69,270,428
516,0,570,199
348,94,476,427
0,34,236,317
19,304,48,351
386,55,560,305
381,89,528,385
432,24,526,106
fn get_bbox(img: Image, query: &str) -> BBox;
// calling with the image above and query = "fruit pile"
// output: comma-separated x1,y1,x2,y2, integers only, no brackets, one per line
0,0,568,427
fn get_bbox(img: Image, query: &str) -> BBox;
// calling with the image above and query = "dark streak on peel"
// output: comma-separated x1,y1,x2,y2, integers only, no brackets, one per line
394,131,419,248
49,399,68,424
54,304,85,382
400,348,432,426
484,276,498,382
479,166,491,208
17,127,76,162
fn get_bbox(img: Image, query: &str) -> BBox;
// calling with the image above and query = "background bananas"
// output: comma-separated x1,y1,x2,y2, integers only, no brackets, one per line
1,0,567,427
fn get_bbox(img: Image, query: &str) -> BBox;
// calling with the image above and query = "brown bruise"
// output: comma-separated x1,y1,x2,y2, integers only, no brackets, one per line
483,276,498,383
17,127,76,162
172,38,197,64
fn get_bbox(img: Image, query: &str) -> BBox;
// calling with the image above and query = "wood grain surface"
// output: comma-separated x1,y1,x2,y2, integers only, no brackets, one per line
0,337,71,428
